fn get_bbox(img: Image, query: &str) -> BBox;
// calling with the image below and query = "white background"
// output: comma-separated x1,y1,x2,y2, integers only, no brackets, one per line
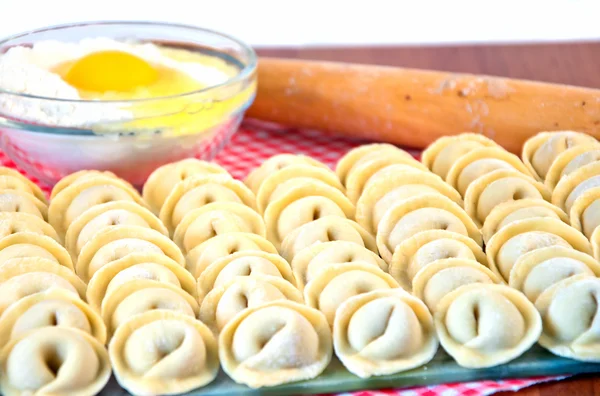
0,0,599,47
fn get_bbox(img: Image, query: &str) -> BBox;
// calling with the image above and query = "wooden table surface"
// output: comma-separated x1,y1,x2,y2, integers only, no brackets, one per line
256,41,600,396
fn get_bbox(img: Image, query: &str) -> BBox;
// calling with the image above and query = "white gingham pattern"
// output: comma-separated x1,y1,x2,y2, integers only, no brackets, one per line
0,119,566,395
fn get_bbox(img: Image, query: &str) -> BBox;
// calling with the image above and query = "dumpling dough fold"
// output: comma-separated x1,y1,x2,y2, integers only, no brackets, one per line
333,289,438,378
219,300,332,388
0,327,111,396
434,283,542,368
109,310,219,394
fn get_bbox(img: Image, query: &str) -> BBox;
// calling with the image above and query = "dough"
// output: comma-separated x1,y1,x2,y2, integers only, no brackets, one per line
143,158,229,214
109,310,219,394
0,327,111,396
445,147,532,196
159,174,257,234
434,283,542,368
510,246,600,303
64,200,168,259
463,169,550,227
196,250,295,300
186,232,278,280
173,202,265,254
0,212,60,242
522,131,597,181
0,288,106,347
280,216,377,262
219,300,332,388
333,289,438,377
0,167,47,204
570,186,600,239
0,189,47,220
86,252,197,312
291,240,386,292
486,217,592,282
304,262,399,327
257,164,345,213
48,175,147,237
482,199,569,244
375,194,481,263
75,225,185,282
536,276,600,361
545,144,600,190
552,161,600,212
0,232,73,271
356,168,462,235
246,154,329,194
389,229,488,291
421,133,498,179
263,180,355,249
199,275,303,333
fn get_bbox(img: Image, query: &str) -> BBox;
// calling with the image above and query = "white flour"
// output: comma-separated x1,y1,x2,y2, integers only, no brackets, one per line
0,38,230,128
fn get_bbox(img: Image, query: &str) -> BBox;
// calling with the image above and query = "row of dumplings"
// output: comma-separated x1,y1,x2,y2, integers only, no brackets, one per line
1,128,600,394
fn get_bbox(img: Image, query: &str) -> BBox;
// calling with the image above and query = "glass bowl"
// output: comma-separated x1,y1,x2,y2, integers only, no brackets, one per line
0,21,257,186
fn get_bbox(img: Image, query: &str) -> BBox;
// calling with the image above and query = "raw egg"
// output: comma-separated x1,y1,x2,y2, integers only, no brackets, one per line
55,50,205,100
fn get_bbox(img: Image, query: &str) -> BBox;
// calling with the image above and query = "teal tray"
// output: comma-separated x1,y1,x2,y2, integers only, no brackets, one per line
101,345,600,395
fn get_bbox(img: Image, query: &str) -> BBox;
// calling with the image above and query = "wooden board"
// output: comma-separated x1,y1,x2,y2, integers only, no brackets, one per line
100,346,600,395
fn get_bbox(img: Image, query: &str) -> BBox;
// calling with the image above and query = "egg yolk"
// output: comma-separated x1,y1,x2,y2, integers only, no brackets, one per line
63,50,159,93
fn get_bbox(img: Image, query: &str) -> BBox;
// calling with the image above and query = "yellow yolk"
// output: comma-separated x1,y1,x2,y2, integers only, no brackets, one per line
63,50,159,93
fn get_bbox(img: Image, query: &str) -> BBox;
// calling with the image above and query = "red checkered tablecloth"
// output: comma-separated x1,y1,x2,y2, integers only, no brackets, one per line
0,120,568,395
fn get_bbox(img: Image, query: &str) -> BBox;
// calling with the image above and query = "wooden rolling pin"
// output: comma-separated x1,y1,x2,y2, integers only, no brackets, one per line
247,58,600,153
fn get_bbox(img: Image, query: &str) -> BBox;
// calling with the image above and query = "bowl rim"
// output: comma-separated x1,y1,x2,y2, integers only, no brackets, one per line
0,20,257,104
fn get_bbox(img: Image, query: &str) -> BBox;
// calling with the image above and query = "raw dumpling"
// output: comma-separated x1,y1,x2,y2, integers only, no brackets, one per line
412,258,501,312
65,201,168,259
522,131,597,181
591,227,600,261
421,133,499,179
570,186,600,239
535,276,600,361
464,169,550,226
0,288,106,347
280,216,377,262
343,153,427,203
87,252,197,312
199,275,303,333
509,246,600,303
0,232,73,271
0,167,47,204
482,199,569,244
376,194,482,263
197,251,294,300
257,164,345,213
356,168,462,235
304,262,399,326
0,190,47,220
336,143,414,186
291,241,387,292
553,161,600,213
545,144,600,189
219,300,332,388
434,283,541,368
445,147,532,196
187,232,278,279
101,280,199,338
109,310,219,394
0,212,59,242
333,289,438,378
0,257,87,315
50,170,120,199
75,225,185,282
160,174,257,233
486,217,592,282
0,327,111,396
143,159,229,214
246,154,329,194
173,202,265,254
263,180,355,249
48,175,147,237
389,230,488,291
